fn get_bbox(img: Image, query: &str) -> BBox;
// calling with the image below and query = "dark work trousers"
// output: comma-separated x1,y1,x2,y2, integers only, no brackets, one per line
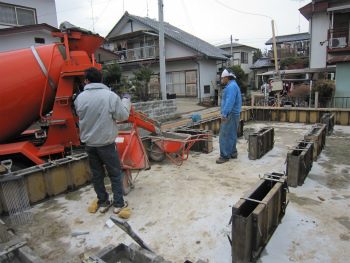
219,113,240,159
85,143,125,207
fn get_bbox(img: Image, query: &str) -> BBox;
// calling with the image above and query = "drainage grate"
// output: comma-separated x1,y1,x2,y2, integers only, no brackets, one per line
1,178,33,225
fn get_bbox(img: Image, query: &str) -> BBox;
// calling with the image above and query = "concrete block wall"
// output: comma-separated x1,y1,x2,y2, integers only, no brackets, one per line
132,99,178,120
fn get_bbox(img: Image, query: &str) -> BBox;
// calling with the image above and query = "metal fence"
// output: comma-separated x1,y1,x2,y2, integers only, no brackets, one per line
254,95,350,109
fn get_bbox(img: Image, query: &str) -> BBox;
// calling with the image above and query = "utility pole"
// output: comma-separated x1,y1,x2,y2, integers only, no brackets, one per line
159,0,167,100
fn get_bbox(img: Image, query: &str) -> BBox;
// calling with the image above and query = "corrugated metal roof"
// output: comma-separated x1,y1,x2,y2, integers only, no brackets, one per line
108,12,229,60
250,58,275,69
265,32,310,45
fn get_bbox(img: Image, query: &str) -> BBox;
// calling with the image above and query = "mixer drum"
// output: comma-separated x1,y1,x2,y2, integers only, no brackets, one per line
0,44,65,143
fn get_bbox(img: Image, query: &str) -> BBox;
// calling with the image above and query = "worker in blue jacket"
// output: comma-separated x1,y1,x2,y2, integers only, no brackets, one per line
216,69,242,164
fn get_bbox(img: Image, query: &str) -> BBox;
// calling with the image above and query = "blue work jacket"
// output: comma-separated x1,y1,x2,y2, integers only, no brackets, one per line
221,80,242,117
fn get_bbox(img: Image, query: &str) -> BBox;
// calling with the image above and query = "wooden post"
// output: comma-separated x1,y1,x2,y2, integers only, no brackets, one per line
271,20,278,71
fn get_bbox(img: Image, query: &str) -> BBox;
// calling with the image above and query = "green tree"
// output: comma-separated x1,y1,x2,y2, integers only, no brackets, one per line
253,49,263,63
228,65,246,89
312,79,335,107
116,75,132,97
130,66,155,101
102,63,123,92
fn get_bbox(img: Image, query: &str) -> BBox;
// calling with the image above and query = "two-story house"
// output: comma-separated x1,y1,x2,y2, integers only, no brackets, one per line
0,1,118,64
217,43,259,90
0,0,60,52
299,0,350,103
104,12,229,100
265,32,310,62
250,57,276,90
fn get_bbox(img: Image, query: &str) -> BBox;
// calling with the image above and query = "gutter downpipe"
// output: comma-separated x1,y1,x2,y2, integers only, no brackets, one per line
192,58,201,103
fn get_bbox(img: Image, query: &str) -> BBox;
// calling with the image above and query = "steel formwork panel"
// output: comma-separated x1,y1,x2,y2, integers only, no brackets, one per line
248,127,274,160
321,113,335,136
230,173,288,263
304,123,327,161
286,140,314,187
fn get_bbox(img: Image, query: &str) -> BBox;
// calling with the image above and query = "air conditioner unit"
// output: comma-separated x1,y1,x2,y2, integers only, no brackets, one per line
331,37,347,48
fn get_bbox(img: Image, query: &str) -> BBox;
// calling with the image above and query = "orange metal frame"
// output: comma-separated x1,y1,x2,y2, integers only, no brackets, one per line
0,30,104,165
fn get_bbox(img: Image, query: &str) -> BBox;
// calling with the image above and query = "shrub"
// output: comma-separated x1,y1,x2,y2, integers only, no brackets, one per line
312,79,335,97
289,84,310,97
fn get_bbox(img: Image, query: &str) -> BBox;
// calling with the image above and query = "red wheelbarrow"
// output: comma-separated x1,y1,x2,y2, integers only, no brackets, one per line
147,132,211,166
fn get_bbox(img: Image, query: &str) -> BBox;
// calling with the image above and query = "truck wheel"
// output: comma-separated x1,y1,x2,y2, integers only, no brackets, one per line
122,170,133,196
149,144,165,162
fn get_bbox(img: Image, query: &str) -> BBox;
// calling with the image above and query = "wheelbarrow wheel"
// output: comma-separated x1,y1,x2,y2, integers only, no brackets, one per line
149,144,165,162
122,170,133,196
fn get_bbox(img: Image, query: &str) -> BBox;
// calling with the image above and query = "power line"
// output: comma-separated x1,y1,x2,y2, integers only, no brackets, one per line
181,0,195,35
89,0,112,30
213,0,274,20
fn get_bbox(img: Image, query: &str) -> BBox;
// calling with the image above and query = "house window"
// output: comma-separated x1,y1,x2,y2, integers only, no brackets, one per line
241,52,248,64
185,70,197,96
0,3,36,26
35,37,45,44
166,72,185,95
166,70,197,96
204,85,210,94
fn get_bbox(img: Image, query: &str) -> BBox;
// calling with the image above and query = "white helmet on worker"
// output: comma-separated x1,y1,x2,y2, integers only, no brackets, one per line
221,69,236,79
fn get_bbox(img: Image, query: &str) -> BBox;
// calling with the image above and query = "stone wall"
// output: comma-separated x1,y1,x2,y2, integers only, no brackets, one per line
118,99,179,130
132,99,178,121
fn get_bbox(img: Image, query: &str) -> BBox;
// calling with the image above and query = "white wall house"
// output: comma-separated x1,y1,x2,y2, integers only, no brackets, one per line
217,43,259,88
0,0,59,52
300,0,350,105
103,12,229,100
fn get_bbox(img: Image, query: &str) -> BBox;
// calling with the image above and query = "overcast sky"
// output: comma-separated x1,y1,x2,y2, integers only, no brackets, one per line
55,0,310,51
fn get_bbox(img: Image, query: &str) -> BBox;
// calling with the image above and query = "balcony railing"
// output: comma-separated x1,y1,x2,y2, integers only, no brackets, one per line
328,27,349,49
268,47,309,60
117,45,157,62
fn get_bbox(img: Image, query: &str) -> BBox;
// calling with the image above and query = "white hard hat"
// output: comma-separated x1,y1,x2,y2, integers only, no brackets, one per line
221,69,236,78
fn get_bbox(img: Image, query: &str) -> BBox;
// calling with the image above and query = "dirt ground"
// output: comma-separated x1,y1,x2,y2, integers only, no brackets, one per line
4,121,350,263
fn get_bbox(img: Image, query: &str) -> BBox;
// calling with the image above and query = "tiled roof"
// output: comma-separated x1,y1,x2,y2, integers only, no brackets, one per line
250,58,275,69
265,32,310,45
108,12,229,60
218,43,259,50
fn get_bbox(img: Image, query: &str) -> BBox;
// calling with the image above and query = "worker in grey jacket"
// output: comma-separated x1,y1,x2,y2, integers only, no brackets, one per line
74,67,131,214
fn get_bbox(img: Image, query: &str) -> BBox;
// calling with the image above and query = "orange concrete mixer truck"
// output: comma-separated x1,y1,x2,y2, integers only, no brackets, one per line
0,23,105,171
0,24,158,211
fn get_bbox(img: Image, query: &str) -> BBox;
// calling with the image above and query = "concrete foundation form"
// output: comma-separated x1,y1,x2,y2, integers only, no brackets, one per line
249,107,350,125
248,127,274,160
304,123,327,161
321,112,335,135
0,153,92,214
230,172,288,263
286,140,314,187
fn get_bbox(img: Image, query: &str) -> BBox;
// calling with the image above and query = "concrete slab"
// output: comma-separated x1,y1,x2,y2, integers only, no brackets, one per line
3,120,349,263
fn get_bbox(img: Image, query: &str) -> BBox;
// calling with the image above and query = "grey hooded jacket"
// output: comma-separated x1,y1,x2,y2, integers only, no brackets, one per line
74,83,130,147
